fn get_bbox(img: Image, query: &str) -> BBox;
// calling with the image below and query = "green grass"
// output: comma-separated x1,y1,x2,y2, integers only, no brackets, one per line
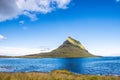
0,70,119,80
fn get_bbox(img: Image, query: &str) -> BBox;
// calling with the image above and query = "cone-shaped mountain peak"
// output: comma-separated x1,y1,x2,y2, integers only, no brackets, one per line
63,36,86,50
0,36,96,58
24,36,95,58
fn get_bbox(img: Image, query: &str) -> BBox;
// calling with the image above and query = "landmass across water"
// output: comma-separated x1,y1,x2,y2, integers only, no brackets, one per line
0,37,96,58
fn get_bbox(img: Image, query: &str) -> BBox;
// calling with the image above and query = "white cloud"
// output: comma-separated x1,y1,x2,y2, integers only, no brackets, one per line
0,47,52,56
0,0,71,22
23,11,38,21
54,0,71,9
17,0,52,13
0,34,6,40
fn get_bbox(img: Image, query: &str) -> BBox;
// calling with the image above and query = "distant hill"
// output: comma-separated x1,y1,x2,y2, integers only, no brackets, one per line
25,37,95,58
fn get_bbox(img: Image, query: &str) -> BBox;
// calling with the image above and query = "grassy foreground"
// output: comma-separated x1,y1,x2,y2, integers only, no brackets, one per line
0,70,119,80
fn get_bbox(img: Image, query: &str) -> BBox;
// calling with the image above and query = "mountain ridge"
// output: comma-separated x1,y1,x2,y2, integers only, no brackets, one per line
67,36,86,50
24,37,95,58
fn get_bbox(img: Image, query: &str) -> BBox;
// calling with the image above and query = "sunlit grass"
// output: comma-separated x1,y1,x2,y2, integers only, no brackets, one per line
0,70,119,80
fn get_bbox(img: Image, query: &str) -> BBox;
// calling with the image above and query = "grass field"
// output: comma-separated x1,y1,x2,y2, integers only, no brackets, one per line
0,70,119,80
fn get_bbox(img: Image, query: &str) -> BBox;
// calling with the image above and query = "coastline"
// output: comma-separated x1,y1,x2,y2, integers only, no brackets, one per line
0,70,119,80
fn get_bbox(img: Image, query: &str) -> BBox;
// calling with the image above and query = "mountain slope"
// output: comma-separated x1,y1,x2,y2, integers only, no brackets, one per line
26,37,95,58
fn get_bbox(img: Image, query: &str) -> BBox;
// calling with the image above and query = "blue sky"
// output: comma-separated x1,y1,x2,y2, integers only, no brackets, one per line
0,0,120,56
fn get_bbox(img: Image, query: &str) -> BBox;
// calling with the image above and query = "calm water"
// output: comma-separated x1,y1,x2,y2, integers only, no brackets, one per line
0,57,120,75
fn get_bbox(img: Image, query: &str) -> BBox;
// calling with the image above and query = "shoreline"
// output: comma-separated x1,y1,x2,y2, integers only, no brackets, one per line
0,70,119,80
0,71,119,76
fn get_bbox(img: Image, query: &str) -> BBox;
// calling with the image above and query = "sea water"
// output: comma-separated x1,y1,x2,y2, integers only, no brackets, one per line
0,57,120,75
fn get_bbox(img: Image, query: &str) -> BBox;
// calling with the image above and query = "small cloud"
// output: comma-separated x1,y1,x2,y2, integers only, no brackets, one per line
0,34,6,40
55,0,71,9
19,20,24,24
23,11,38,21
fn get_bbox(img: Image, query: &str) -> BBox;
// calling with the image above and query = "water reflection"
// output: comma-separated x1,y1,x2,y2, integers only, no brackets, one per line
57,58,84,73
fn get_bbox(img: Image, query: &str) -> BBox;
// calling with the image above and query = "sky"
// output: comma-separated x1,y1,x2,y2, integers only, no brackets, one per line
0,0,120,56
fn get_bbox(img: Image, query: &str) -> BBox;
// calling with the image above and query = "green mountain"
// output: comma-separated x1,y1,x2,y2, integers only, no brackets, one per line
25,37,95,58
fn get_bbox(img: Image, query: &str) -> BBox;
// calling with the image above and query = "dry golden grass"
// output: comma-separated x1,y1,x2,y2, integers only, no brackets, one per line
0,70,119,80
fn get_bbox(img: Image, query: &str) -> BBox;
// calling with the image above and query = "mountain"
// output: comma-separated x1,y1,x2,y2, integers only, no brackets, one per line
25,37,95,58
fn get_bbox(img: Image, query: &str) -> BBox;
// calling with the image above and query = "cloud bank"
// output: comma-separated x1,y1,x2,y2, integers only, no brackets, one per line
0,0,71,22
0,47,53,56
